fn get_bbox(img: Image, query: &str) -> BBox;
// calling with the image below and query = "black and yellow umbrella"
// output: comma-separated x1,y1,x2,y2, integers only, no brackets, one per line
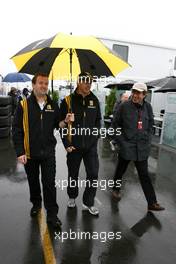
11,32,130,81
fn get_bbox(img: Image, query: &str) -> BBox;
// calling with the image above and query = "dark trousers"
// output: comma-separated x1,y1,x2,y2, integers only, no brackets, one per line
113,155,157,206
67,146,99,207
24,156,58,216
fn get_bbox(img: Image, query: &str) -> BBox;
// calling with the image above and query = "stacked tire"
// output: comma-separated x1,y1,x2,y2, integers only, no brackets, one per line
0,96,12,138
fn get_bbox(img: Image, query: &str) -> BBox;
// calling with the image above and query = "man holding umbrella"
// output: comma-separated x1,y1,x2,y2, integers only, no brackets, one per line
112,83,165,211
59,72,101,215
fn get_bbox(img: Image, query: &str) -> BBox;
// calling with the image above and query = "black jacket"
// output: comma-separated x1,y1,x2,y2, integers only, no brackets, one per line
112,99,154,161
12,92,60,159
60,90,101,150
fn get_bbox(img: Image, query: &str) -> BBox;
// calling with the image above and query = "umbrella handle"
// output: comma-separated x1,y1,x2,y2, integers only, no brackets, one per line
67,121,72,143
70,48,73,95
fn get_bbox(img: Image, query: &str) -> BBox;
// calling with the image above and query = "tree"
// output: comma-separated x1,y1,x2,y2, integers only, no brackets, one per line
48,90,59,104
105,89,116,116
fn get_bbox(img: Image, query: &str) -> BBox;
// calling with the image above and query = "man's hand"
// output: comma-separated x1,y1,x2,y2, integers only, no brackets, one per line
65,113,75,123
59,113,75,128
17,154,27,164
66,146,76,153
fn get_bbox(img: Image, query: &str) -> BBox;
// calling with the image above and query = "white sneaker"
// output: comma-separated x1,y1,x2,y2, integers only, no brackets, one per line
82,204,99,216
67,199,76,208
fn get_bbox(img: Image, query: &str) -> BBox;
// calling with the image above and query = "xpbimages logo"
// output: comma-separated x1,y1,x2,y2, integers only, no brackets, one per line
57,127,121,139
54,229,122,243
55,179,122,191
43,74,112,84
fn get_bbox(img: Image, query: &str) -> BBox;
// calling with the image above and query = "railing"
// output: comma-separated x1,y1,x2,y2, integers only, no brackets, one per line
153,112,164,139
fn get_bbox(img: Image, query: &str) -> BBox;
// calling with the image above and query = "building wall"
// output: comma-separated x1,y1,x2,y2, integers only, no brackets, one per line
100,38,176,114
100,38,176,82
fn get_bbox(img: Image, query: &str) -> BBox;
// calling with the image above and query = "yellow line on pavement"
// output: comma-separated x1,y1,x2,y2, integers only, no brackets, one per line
38,209,56,264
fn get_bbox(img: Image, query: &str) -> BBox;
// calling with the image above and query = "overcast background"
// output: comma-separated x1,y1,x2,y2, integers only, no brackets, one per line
0,0,176,76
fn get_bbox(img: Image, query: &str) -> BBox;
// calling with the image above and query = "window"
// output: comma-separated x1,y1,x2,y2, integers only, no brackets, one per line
174,57,176,70
113,44,129,62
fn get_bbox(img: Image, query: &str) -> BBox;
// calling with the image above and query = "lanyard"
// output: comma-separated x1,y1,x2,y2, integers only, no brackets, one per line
137,109,143,129
138,109,142,121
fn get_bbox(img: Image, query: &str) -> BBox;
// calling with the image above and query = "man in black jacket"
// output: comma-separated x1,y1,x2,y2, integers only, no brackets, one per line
12,72,65,228
60,72,101,215
112,83,165,211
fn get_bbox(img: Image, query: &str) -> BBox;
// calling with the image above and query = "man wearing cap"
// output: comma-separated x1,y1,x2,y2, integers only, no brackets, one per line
112,82,165,211
59,72,101,215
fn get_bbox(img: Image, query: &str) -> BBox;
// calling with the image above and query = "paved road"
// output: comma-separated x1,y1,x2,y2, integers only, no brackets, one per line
0,136,176,264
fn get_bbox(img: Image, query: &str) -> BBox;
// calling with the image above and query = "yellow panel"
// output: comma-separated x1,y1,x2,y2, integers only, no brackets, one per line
49,49,81,80
95,50,130,76
12,49,42,71
50,33,110,52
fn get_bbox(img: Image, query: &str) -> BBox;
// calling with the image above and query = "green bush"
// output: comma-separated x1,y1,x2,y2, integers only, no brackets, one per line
48,90,59,103
105,89,116,116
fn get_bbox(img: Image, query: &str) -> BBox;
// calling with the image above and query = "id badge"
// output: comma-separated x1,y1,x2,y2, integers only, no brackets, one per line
137,121,143,129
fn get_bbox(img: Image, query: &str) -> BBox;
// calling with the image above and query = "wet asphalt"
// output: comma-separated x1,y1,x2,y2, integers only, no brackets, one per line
0,135,176,264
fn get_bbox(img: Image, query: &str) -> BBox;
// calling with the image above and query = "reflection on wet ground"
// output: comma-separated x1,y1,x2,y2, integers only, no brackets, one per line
0,136,176,264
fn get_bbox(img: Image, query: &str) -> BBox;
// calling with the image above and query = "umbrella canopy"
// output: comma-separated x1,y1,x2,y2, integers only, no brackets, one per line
105,79,154,90
105,80,136,90
3,72,31,83
146,76,176,93
11,32,130,81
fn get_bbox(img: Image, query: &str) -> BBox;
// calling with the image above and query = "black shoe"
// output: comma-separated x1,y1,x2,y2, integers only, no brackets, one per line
111,190,121,201
30,205,41,217
148,203,165,211
47,215,62,229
